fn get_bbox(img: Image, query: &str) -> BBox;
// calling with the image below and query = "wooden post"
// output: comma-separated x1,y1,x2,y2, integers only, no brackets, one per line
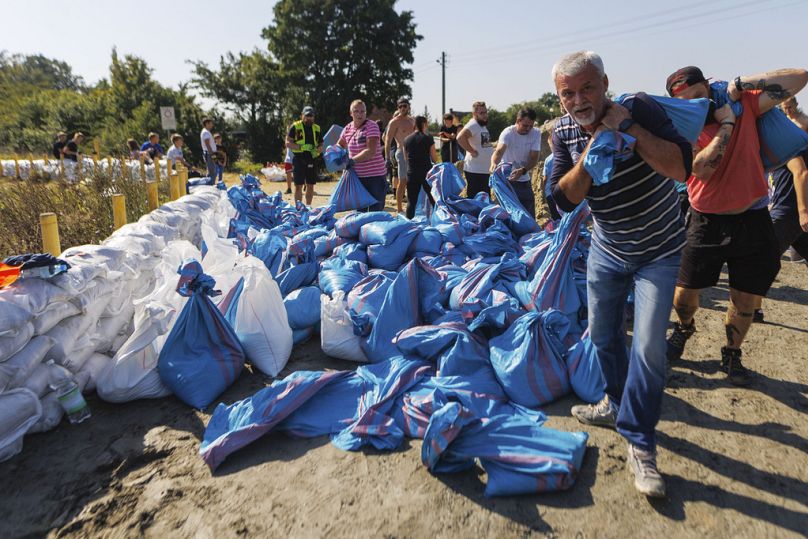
147,181,159,211
40,213,61,256
112,194,127,230
139,154,146,181
92,155,98,175
93,139,101,160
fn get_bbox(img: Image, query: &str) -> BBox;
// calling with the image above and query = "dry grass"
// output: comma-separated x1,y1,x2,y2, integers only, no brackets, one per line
0,168,171,258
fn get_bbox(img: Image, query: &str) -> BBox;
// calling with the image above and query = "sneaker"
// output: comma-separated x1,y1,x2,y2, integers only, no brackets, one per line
666,320,696,362
753,309,764,323
627,443,666,498
571,395,617,428
285,188,292,194
720,347,753,386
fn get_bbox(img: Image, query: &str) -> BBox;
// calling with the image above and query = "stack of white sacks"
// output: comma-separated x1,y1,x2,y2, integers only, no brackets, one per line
0,186,242,462
0,158,169,182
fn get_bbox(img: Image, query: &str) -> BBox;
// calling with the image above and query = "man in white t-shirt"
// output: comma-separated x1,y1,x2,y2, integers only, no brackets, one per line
200,117,217,179
457,100,495,198
491,107,541,217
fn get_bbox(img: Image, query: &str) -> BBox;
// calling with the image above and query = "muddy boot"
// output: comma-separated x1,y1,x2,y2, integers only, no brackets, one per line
666,320,696,363
720,347,753,386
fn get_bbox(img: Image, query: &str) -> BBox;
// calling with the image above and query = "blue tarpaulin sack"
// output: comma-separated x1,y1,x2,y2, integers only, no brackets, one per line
488,163,541,236
283,286,321,330
157,259,246,410
489,309,572,408
335,211,394,239
275,263,318,297
319,267,367,298
186,176,216,193
359,218,415,246
565,330,605,404
711,81,808,170
323,144,349,173
249,229,288,277
583,130,637,186
421,402,588,497
346,272,396,336
322,124,344,149
645,94,710,143
408,227,443,256
292,326,315,344
328,169,379,212
366,227,419,270
362,258,446,362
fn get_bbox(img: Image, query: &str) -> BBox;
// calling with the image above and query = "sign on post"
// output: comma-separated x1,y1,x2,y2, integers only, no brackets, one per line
160,107,177,130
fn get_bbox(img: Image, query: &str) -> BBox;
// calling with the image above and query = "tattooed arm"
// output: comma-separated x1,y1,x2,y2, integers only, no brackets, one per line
726,68,808,114
692,104,735,181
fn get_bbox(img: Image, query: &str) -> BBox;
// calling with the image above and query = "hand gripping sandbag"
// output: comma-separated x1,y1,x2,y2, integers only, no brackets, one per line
583,130,637,186
157,260,245,410
328,168,379,212
489,309,572,408
488,162,541,236
711,81,808,170
323,144,349,173
219,256,293,378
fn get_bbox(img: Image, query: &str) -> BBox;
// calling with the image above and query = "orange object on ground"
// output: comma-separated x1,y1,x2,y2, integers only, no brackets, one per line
0,263,21,288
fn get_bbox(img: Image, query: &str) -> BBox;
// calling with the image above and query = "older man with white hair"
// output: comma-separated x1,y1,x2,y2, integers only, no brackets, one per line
548,51,692,498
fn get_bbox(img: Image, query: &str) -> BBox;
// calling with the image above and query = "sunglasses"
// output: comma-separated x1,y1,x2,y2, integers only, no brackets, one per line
398,103,410,109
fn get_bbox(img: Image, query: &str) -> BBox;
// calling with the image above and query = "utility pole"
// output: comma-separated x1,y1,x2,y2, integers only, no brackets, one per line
437,51,447,116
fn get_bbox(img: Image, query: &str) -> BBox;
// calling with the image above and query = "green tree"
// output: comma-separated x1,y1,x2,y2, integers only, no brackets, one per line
263,0,422,132
190,51,284,163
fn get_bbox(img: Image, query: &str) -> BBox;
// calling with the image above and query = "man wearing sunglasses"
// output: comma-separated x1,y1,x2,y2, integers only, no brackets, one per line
286,105,322,206
385,97,416,214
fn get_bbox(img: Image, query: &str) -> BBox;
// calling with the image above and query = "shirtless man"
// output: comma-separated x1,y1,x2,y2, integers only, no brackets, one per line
385,97,416,214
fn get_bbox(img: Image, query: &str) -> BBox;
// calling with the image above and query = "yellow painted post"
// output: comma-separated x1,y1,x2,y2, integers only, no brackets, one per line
139,154,146,181
93,139,101,160
170,167,184,201
92,155,98,175
147,181,159,211
44,153,50,166
13,157,20,179
166,157,173,178
40,213,61,256
112,194,127,230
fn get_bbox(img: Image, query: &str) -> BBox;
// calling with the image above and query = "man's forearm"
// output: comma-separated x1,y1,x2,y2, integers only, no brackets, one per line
491,145,504,170
729,69,808,102
557,157,593,205
692,125,733,181
626,124,687,181
457,133,473,154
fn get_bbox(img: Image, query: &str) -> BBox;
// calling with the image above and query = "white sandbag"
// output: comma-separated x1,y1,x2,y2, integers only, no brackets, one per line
75,278,122,314
95,303,177,403
0,299,33,338
104,231,166,259
1,278,73,315
225,256,293,377
31,300,81,335
94,305,135,353
61,245,128,275
321,292,369,363
1,335,55,391
0,322,34,363
0,388,42,462
45,314,95,365
22,362,51,397
28,391,63,434
77,353,110,393
201,223,241,296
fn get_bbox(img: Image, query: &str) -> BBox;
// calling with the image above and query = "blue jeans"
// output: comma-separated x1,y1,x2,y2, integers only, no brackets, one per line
215,164,223,183
586,241,681,451
203,152,216,179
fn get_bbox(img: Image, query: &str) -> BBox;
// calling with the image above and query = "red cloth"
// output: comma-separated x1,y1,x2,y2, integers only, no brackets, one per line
0,263,20,289
688,90,768,213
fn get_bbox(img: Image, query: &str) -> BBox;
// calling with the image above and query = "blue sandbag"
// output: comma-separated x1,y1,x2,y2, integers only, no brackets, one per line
328,169,379,212
565,331,605,404
449,253,525,311
314,230,348,257
362,258,446,362
435,222,464,245
359,218,415,246
366,227,419,270
645,94,710,143
319,268,366,298
408,227,444,256
711,81,808,170
394,322,496,380
292,326,315,344
489,309,572,407
276,262,318,297
158,259,245,410
322,124,344,149
335,211,395,239
463,229,520,258
488,163,541,236
250,229,288,277
421,401,589,497
346,272,396,336
332,242,369,265
283,286,321,330
583,130,637,186
324,144,349,173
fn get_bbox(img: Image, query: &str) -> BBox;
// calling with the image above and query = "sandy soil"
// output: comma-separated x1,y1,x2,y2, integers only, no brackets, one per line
1,178,807,538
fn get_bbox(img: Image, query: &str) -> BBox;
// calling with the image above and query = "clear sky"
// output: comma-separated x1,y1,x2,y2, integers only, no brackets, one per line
3,0,807,119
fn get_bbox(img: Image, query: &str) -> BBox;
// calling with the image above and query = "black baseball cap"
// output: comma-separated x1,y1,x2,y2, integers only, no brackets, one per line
666,66,709,97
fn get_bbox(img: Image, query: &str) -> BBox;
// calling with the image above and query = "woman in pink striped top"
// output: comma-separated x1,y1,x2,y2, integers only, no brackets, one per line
338,99,388,211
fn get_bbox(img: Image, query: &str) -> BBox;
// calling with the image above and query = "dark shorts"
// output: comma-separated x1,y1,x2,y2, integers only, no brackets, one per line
292,154,317,185
771,211,808,261
678,207,781,296
465,171,490,199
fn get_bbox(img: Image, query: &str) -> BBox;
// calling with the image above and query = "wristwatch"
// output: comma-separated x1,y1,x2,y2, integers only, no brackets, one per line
618,118,636,133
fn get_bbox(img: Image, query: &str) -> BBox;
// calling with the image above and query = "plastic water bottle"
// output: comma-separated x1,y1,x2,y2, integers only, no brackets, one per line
48,361,91,424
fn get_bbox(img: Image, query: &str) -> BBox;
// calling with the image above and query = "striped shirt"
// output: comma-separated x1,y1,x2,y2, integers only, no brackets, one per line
550,93,692,264
340,120,387,178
